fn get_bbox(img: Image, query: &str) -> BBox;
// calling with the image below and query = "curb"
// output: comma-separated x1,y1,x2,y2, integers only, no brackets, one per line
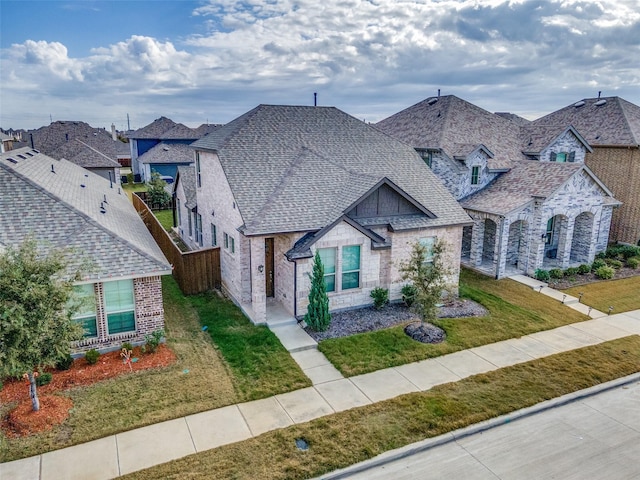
317,372,640,479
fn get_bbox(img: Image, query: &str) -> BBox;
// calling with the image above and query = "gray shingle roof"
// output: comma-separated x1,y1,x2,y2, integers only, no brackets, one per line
175,165,197,209
519,125,591,154
191,105,470,235
460,161,617,215
1,147,171,281
495,112,532,126
533,97,640,146
376,95,523,171
138,142,194,165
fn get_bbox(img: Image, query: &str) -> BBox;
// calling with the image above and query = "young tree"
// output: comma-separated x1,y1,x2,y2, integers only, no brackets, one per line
399,239,452,326
146,171,171,207
0,238,84,411
305,251,331,331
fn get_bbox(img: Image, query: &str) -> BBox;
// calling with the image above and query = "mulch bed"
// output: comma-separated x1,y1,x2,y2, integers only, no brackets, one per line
548,266,639,290
1,345,176,437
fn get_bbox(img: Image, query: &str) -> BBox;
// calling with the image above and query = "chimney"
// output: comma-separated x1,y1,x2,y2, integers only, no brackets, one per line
111,123,117,141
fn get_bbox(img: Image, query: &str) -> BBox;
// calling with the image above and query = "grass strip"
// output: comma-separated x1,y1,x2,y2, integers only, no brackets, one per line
189,291,311,401
153,209,174,231
564,275,640,313
124,335,640,480
321,269,588,376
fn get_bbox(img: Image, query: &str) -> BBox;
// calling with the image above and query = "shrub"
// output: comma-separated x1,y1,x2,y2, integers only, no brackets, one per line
126,172,134,184
577,264,591,274
595,251,606,260
605,245,640,260
55,353,74,371
535,269,550,282
626,256,640,269
565,267,579,277
595,265,615,280
36,372,52,387
549,268,564,279
591,259,606,271
121,342,134,352
401,284,417,307
605,258,623,269
145,329,165,353
85,349,100,365
305,251,331,332
370,287,389,310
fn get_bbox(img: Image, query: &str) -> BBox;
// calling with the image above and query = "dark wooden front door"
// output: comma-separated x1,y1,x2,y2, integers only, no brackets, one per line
265,238,274,297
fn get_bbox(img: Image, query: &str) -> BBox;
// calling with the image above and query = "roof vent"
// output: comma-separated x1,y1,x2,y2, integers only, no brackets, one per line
80,184,86,188
594,99,607,106
573,101,585,108
17,154,26,159
51,164,55,173
7,157,17,164
427,97,438,105
100,202,106,214
163,146,169,151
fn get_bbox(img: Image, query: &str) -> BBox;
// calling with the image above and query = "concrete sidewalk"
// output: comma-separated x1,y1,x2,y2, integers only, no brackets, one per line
3,284,640,480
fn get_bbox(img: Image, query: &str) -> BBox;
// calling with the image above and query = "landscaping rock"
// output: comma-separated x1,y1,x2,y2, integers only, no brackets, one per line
404,321,446,344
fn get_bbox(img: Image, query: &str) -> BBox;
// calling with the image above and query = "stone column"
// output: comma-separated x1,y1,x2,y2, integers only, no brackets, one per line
469,218,485,267
557,216,575,269
250,237,267,323
495,218,510,279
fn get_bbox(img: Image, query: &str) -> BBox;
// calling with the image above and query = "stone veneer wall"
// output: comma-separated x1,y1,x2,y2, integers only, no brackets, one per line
539,131,587,163
431,150,499,200
585,147,640,245
73,276,165,354
294,222,462,317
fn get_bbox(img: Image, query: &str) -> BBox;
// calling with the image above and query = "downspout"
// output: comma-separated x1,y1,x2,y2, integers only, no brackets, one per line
293,260,298,320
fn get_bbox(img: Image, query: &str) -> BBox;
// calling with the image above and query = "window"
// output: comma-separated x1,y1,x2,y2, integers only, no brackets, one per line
211,224,217,246
471,166,480,185
318,248,336,292
341,245,361,290
224,232,229,249
72,284,97,338
550,151,575,163
104,280,135,334
230,236,235,253
195,151,202,187
419,237,436,264
188,211,193,237
418,150,432,168
545,217,555,245
176,198,181,228
195,213,203,246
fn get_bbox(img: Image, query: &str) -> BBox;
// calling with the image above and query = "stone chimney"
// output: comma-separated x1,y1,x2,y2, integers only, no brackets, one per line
111,123,117,141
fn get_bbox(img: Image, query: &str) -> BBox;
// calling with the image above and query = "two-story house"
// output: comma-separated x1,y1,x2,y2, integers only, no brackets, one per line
174,104,471,324
377,95,619,279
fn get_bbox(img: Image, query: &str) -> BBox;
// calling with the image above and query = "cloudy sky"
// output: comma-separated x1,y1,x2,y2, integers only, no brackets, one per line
1,0,639,131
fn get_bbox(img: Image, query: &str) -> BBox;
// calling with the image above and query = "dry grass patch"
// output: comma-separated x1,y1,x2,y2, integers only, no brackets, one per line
564,275,640,313
124,336,640,480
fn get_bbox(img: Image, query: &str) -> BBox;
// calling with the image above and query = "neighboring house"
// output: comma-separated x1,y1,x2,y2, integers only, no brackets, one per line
173,165,198,250
1,131,14,152
15,120,127,183
182,104,470,324
0,147,172,353
128,117,220,182
377,95,619,279
532,96,640,246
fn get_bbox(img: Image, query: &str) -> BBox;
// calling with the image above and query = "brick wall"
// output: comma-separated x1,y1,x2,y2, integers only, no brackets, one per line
72,276,165,354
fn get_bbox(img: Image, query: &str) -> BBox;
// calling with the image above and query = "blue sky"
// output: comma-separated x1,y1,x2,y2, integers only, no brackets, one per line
1,0,639,130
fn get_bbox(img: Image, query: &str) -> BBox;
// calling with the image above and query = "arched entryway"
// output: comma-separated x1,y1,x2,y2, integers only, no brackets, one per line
543,214,569,268
570,212,595,264
506,220,528,272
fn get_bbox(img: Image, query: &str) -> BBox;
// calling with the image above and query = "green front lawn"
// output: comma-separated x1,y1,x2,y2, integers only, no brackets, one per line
564,275,640,313
320,268,589,376
0,277,309,462
124,336,640,480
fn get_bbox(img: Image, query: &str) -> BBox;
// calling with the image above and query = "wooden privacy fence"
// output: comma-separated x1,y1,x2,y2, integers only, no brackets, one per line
132,194,221,295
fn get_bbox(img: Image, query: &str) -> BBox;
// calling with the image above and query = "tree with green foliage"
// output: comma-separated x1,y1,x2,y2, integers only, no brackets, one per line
399,239,452,325
146,171,171,207
305,251,331,331
0,238,84,411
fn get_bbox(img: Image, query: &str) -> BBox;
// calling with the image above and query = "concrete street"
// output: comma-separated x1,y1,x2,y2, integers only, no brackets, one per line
323,379,640,479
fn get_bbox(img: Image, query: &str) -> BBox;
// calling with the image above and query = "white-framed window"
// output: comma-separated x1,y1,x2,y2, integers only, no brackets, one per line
195,213,203,246
341,245,361,290
188,210,193,237
224,232,229,249
72,283,98,338
230,236,235,253
195,151,202,187
419,237,437,264
471,166,480,185
104,280,136,335
546,217,555,245
176,198,181,227
550,151,575,163
211,223,217,246
318,247,336,292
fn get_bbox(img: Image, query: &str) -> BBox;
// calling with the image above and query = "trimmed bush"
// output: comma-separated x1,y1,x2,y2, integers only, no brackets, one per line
565,267,579,276
591,259,606,271
605,258,623,269
36,372,52,387
370,287,389,310
535,269,550,282
145,329,165,353
55,353,74,371
577,264,591,274
401,284,417,307
626,256,640,269
85,349,100,365
549,268,564,279
595,265,615,280
121,342,134,352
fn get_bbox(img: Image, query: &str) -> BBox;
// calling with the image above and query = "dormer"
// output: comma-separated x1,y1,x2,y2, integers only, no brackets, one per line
522,125,592,164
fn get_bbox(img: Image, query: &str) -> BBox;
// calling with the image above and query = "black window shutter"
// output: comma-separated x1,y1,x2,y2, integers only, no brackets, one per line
550,151,557,162
568,151,575,162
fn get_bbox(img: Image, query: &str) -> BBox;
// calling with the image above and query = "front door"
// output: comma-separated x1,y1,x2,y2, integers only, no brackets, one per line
265,238,274,297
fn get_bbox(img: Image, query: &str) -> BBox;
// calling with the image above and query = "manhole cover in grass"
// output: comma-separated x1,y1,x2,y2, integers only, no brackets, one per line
295,438,309,451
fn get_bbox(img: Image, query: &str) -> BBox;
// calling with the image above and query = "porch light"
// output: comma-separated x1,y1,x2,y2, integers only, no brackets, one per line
258,265,264,273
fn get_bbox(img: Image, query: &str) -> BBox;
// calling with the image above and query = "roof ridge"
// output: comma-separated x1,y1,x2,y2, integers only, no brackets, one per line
617,97,640,145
